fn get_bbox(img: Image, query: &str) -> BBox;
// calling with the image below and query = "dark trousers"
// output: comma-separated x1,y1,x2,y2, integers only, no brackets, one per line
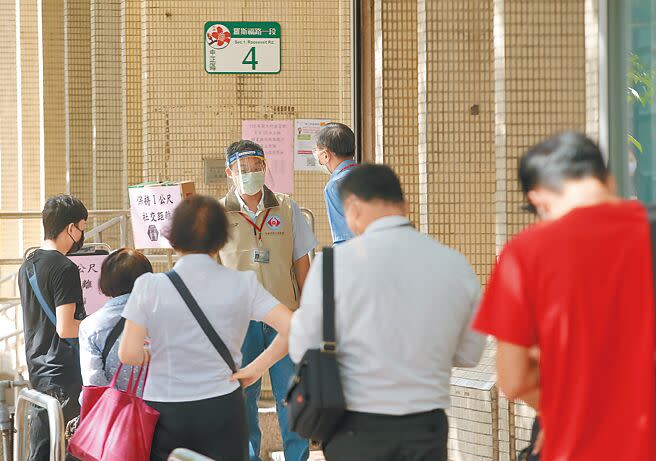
29,385,81,461
324,409,449,461
147,388,249,461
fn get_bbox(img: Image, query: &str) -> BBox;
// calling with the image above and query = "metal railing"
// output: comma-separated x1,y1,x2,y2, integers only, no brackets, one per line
168,448,216,461
14,388,65,461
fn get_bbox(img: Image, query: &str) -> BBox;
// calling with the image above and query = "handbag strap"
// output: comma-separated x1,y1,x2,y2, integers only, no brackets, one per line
165,271,237,373
102,318,126,371
321,246,336,352
26,259,76,347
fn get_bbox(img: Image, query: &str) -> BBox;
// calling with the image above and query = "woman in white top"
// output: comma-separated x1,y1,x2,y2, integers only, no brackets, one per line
119,195,292,461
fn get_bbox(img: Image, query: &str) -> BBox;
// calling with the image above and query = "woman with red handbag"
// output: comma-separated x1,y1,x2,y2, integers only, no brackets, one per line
119,195,293,461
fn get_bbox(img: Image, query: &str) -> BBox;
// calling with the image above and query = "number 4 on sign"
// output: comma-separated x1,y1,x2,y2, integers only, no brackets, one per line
242,47,258,70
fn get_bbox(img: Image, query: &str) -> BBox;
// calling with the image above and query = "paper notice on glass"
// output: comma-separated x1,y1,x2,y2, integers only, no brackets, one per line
294,119,331,171
242,120,294,193
128,184,185,249
68,254,110,315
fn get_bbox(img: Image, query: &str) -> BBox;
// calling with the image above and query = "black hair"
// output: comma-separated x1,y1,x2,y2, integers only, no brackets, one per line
42,195,89,240
339,163,404,204
519,132,608,212
316,123,355,159
165,195,229,254
99,248,153,297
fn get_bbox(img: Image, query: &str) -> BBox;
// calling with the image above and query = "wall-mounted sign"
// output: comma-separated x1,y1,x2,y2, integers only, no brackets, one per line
294,119,331,171
242,120,294,193
205,22,281,74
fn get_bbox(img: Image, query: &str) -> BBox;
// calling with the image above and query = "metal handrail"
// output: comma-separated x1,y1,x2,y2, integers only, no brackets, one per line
14,388,65,461
0,210,129,220
168,449,216,461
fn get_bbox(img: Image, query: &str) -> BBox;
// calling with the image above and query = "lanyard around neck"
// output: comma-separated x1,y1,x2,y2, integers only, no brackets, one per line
337,162,357,174
238,209,271,240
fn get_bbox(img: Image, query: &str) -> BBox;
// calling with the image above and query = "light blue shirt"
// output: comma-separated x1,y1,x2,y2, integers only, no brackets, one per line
78,294,142,395
325,159,357,244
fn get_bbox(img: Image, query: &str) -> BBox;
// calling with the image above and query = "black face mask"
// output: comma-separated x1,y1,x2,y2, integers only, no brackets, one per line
67,225,85,254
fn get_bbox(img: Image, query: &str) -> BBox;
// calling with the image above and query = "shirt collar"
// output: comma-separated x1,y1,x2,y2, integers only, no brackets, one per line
104,293,130,308
174,253,216,269
236,190,265,218
331,159,356,179
364,215,411,234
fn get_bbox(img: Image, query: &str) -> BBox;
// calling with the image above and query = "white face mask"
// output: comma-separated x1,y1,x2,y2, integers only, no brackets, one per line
313,150,332,175
237,171,265,196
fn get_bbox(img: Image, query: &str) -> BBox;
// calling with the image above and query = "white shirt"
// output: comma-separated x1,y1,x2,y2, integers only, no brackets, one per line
122,254,278,402
289,216,486,415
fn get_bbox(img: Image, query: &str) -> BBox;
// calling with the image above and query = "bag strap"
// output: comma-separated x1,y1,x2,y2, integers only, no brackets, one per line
26,260,76,347
321,246,336,352
101,318,126,371
165,271,237,373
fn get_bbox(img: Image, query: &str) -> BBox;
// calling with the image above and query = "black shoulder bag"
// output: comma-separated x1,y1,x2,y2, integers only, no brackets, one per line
519,205,656,461
101,317,126,371
165,271,237,372
286,246,345,443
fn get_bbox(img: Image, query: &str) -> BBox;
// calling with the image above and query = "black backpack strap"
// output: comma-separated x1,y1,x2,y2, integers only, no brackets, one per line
165,270,237,373
102,318,126,370
321,246,336,352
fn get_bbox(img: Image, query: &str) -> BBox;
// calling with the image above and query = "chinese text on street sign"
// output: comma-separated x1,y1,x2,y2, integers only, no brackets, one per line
205,22,281,74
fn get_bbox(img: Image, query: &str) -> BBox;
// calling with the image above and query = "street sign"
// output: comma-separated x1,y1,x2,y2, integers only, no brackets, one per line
204,21,281,74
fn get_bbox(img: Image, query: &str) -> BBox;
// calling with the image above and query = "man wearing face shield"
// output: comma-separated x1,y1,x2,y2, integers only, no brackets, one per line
219,140,316,461
18,194,88,461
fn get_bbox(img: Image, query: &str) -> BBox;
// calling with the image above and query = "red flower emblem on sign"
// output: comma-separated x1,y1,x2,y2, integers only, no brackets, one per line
206,24,231,50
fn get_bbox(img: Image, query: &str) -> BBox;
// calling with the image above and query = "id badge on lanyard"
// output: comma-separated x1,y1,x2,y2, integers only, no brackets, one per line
239,210,271,264
252,249,270,264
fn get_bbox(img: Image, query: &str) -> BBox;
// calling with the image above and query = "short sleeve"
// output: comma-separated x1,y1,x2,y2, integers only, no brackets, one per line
291,200,318,261
121,274,150,327
324,179,353,244
52,264,86,320
247,272,280,321
473,243,537,347
289,253,324,363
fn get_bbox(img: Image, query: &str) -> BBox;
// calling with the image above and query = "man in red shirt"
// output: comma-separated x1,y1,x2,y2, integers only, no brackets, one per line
474,132,656,460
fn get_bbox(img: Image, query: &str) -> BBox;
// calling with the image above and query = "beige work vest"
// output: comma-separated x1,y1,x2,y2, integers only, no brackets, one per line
219,186,300,310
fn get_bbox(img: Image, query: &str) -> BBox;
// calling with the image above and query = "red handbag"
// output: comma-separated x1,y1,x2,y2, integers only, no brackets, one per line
69,364,160,461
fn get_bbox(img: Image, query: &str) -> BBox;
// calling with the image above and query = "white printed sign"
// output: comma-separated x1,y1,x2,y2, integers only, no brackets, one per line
294,119,331,171
128,185,183,249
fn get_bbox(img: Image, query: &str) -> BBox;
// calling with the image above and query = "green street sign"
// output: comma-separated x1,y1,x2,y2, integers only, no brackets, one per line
204,22,281,74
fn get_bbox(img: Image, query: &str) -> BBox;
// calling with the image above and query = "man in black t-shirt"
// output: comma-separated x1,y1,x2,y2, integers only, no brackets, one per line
18,195,88,461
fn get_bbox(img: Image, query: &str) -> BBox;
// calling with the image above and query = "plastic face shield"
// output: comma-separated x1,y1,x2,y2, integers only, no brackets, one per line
227,151,267,194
